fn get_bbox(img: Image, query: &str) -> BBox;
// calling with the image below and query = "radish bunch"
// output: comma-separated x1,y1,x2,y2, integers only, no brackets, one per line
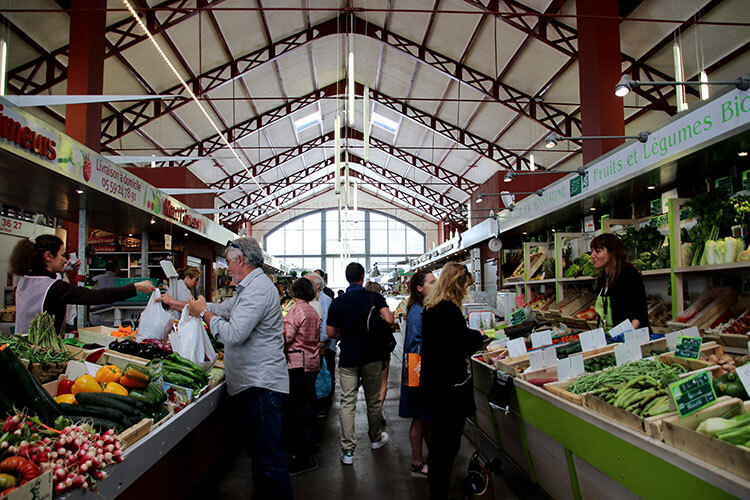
47,427,123,495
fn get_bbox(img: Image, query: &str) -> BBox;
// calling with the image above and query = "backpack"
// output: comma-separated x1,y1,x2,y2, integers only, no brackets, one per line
364,292,397,361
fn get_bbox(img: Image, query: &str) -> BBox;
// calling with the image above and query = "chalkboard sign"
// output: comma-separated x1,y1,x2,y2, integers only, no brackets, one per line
650,198,662,216
674,335,702,359
669,371,717,417
714,176,733,195
510,308,527,326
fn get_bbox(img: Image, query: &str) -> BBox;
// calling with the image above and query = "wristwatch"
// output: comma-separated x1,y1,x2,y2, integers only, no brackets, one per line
199,308,208,320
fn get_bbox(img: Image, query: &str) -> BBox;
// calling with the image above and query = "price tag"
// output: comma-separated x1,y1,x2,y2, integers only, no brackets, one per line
570,354,585,378
608,319,634,338
529,350,545,371
510,308,527,326
542,346,557,368
714,176,733,195
556,358,572,381
674,335,702,359
507,338,527,358
666,326,699,351
736,364,750,395
650,198,662,216
624,327,650,346
614,343,630,366
627,341,643,362
669,371,717,417
530,330,553,348
580,328,606,352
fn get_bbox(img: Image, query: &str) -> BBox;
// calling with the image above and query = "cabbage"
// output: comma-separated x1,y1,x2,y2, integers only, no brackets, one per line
736,238,746,261
724,237,737,264
715,239,726,264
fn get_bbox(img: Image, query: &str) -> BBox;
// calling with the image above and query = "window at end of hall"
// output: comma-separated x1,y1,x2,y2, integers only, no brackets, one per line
263,209,425,286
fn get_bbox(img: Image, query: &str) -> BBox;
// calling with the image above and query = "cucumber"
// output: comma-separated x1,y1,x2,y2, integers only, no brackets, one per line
75,392,142,417
89,392,149,412
146,383,168,405
0,347,61,423
121,415,141,429
58,403,127,423
127,389,157,409
87,417,123,433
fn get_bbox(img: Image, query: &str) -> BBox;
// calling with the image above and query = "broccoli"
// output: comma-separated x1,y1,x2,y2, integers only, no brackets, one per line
564,264,581,278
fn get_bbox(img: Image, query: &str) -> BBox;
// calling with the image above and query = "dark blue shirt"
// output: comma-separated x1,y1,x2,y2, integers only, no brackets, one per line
327,284,387,367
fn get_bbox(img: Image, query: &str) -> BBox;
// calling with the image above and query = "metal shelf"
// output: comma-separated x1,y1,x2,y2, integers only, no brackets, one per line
524,278,556,285
557,276,596,283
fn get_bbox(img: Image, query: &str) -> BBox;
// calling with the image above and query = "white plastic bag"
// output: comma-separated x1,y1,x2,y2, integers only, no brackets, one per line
169,307,217,371
137,289,174,341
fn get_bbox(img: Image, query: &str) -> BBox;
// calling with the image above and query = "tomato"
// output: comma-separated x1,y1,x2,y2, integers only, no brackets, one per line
19,461,40,481
0,457,27,474
56,379,74,396
0,473,16,490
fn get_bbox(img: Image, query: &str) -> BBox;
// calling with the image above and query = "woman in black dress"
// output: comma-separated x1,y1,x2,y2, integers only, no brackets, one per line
420,262,485,499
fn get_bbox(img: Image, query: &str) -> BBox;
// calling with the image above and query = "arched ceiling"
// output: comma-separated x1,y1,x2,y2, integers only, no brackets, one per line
3,0,749,228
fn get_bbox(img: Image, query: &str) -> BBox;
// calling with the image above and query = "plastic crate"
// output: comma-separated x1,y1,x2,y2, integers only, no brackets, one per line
114,277,159,302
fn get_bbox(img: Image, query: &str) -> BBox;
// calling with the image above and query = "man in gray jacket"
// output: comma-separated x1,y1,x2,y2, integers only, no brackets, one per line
160,237,292,500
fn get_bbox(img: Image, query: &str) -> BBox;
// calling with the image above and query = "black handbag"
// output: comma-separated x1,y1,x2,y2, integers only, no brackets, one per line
364,293,397,359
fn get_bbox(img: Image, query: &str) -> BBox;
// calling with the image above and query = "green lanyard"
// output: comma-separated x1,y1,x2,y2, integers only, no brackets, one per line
594,288,613,330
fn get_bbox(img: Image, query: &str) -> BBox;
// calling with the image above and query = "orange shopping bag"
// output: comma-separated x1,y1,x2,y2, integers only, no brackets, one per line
407,352,422,387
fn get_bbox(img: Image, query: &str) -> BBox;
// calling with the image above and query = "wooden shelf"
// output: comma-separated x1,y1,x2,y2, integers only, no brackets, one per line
641,268,671,276
558,276,596,283
674,262,750,274
525,278,556,285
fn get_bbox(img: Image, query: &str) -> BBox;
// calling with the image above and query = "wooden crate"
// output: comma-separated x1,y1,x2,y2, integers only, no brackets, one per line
544,378,584,406
96,349,149,370
658,353,711,372
582,393,678,436
6,470,52,500
119,418,154,450
718,333,749,348
661,397,750,480
78,326,134,347
64,343,101,360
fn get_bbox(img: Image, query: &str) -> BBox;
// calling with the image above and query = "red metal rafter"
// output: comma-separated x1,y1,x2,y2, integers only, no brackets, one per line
7,0,230,95
222,153,463,216
92,13,579,149
206,128,479,194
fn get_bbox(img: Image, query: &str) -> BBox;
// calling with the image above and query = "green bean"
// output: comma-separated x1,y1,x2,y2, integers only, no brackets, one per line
568,359,686,395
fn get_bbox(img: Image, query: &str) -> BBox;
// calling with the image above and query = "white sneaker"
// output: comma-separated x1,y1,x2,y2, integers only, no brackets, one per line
341,450,354,465
371,431,389,450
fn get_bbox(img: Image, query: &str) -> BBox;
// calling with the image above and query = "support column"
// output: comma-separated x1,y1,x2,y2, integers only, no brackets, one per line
76,194,87,330
141,231,149,279
65,0,106,152
576,0,625,163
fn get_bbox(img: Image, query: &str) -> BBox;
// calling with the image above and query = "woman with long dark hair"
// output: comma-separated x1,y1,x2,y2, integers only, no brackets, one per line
10,235,155,334
398,270,436,478
590,233,649,330
420,262,485,499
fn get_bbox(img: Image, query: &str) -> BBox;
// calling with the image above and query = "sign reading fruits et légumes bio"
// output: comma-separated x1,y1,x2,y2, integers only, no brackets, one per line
498,87,750,233
0,97,235,244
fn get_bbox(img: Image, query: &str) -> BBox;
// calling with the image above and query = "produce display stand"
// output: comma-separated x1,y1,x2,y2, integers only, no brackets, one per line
470,360,750,500
64,381,228,499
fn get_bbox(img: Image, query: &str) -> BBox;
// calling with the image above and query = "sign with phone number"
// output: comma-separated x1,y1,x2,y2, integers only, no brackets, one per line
0,216,56,239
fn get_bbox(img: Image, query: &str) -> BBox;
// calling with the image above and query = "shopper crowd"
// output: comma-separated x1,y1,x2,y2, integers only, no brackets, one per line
11,234,485,499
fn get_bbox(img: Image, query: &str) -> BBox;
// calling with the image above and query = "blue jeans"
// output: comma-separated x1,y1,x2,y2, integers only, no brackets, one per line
235,387,294,500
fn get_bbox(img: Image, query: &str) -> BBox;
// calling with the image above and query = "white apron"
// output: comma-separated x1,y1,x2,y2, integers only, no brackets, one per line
14,275,58,335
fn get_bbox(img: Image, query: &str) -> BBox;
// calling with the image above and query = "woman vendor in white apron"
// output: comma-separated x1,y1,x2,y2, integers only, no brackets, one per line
10,235,156,335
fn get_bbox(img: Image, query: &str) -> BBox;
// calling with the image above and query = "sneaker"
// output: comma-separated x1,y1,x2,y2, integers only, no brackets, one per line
410,462,428,478
371,431,389,450
341,450,354,465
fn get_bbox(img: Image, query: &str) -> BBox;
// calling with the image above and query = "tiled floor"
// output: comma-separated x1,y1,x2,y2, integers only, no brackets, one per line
191,342,546,500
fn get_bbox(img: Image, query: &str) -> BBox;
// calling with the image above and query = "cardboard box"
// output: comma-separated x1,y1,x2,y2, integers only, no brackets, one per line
4,470,52,500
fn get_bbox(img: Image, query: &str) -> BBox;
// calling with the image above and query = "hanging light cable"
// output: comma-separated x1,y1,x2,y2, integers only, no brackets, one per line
363,84,370,161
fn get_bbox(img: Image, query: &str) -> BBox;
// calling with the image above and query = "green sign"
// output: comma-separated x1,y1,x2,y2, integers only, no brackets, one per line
714,176,733,195
679,207,693,220
650,199,662,216
649,214,668,227
510,308,527,326
674,335,702,359
669,371,717,417
570,176,582,197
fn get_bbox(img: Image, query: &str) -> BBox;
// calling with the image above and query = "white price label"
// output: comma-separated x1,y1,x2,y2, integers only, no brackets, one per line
614,343,630,366
530,330,553,349
556,358,572,381
529,350,545,371
507,338,528,358
580,328,606,352
542,346,558,367
609,319,634,337
625,328,650,345
666,326,699,351
736,364,750,395
570,354,585,378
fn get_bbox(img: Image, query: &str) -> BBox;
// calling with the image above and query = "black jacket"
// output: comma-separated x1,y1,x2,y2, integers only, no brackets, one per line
595,264,649,329
420,300,484,417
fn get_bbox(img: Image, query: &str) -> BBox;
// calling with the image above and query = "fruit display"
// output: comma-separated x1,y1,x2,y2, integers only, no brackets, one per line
563,253,596,278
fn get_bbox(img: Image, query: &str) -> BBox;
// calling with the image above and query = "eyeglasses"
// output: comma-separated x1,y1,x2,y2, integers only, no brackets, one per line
227,240,241,250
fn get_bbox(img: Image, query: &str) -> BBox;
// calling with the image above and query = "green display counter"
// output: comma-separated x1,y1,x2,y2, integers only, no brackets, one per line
470,358,750,500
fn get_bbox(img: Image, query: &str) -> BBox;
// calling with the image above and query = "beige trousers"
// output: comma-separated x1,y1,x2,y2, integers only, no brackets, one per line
339,361,383,452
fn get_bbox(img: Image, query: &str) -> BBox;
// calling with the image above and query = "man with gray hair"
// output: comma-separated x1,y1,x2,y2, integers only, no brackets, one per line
305,272,335,415
159,237,293,499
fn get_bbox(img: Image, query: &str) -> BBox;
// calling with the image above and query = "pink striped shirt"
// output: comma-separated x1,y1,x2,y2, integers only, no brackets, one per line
283,301,322,372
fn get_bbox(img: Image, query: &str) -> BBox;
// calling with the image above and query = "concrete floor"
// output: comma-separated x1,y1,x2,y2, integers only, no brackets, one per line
191,339,546,500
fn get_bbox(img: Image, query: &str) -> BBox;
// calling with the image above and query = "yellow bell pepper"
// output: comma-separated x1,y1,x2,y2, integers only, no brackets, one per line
95,364,122,384
102,382,128,396
54,394,77,404
71,374,102,395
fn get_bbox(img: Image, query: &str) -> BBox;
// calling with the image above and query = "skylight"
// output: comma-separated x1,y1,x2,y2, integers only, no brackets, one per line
294,110,321,132
371,112,399,134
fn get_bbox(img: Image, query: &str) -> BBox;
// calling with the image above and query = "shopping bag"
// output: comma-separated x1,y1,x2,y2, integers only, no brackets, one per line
315,358,332,399
168,307,217,371
137,289,173,341
407,352,422,387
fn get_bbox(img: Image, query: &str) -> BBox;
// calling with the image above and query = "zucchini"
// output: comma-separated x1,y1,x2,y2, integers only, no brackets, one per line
58,403,127,423
162,361,206,384
121,416,141,429
151,407,169,422
75,392,142,417
127,389,157,409
146,383,167,405
0,347,60,423
87,417,123,433
89,392,149,412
